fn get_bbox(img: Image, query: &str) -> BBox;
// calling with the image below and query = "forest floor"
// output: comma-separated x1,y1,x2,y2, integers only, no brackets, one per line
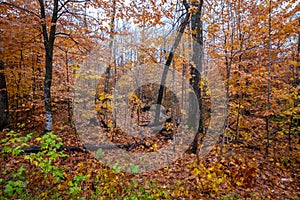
0,102,299,199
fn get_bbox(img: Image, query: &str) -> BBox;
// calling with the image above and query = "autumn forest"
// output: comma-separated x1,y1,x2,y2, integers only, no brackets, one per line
0,0,299,199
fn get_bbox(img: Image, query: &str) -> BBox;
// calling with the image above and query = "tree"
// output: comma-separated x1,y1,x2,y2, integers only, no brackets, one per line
38,0,59,132
0,60,9,130
154,0,191,125
189,0,204,154
104,0,116,94
265,0,272,157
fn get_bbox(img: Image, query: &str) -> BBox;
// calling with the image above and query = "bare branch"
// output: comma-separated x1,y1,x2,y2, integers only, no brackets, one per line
38,0,49,44
182,0,189,11
58,0,71,13
55,32,80,45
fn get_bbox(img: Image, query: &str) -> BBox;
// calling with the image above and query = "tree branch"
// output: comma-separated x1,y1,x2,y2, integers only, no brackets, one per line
55,32,80,45
38,0,49,44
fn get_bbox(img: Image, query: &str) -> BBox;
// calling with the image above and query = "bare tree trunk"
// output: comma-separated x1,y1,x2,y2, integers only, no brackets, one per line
235,101,241,139
104,0,116,94
265,0,272,157
65,50,72,123
235,12,243,140
188,0,204,154
154,3,191,124
39,0,59,133
296,20,300,120
0,60,9,130
31,53,37,113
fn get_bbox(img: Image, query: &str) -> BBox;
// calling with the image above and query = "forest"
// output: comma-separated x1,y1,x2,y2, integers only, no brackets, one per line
0,0,299,199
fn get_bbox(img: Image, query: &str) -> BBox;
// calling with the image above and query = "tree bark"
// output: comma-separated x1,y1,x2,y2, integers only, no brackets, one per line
296,20,300,105
39,0,59,133
189,0,204,154
265,0,272,157
296,20,300,127
0,60,9,130
154,5,191,124
104,0,116,93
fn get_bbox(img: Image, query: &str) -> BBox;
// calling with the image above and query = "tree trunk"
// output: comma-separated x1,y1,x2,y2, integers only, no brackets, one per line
265,0,272,157
189,0,204,154
296,20,300,106
295,20,300,128
39,0,59,133
65,50,72,123
104,0,116,93
154,6,191,124
44,45,54,132
0,60,9,130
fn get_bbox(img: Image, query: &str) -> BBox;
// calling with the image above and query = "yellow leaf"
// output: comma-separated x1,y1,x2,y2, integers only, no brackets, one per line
57,184,64,190
151,143,158,151
207,174,212,179
87,173,91,179
107,121,113,127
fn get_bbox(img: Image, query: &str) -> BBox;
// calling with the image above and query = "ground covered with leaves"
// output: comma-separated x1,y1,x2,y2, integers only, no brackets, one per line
0,103,299,200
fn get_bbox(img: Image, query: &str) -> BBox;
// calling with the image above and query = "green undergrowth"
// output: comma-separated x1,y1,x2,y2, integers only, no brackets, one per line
0,129,173,199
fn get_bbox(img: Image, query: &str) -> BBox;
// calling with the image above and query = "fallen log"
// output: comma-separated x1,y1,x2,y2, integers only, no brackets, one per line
0,145,86,154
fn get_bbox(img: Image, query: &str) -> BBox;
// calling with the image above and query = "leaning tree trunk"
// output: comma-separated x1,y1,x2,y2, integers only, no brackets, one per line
154,2,191,124
0,60,9,130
